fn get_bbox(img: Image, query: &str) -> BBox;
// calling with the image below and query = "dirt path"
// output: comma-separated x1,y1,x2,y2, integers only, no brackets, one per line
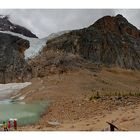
18,69,140,131
53,104,139,131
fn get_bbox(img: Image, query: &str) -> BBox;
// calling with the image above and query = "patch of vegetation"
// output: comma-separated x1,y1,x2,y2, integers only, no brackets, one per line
89,91,101,101
88,90,140,102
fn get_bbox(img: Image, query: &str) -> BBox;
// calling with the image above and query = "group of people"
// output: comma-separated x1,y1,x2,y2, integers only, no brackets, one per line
2,119,17,131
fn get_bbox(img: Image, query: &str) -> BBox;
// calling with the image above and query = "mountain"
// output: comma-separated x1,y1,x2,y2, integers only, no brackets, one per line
0,15,37,38
1,14,140,83
44,14,140,70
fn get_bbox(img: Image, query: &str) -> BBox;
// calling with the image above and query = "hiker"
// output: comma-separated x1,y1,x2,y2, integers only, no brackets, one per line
8,121,11,131
14,119,17,130
3,121,8,131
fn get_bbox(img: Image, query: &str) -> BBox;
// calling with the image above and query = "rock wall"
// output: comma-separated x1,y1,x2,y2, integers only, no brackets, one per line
0,33,31,83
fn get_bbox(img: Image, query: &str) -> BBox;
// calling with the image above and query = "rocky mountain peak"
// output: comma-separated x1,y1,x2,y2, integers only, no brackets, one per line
0,15,37,38
90,14,140,38
44,14,140,70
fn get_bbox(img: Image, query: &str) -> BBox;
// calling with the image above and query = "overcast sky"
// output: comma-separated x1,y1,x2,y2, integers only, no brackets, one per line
0,9,140,38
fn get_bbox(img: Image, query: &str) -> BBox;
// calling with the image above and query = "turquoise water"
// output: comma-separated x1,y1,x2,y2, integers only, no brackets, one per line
0,100,49,126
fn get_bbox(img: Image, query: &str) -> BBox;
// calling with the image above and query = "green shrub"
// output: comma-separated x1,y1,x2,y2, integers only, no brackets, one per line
89,91,101,101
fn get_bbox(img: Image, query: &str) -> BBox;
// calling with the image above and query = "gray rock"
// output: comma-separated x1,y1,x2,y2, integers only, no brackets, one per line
0,32,31,83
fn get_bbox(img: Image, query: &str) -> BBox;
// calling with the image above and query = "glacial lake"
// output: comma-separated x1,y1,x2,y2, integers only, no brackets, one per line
0,99,49,126
0,82,49,126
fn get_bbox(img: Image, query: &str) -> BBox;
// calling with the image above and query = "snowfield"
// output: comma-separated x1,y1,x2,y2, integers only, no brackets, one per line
0,82,31,95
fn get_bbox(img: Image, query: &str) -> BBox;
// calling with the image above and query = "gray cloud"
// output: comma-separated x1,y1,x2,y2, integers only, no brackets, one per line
0,9,140,38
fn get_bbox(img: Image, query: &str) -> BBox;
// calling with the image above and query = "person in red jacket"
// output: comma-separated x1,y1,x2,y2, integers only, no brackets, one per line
14,120,17,130
8,121,11,131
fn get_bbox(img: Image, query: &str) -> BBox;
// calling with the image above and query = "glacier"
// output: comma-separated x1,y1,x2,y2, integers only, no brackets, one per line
0,30,70,59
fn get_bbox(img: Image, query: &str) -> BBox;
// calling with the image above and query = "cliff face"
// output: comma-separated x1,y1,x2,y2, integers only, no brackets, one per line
45,14,140,70
0,33,31,83
0,16,37,38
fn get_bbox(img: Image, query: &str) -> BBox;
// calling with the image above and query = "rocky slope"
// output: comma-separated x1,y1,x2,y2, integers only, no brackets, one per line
45,14,140,70
0,15,37,38
0,32,31,83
